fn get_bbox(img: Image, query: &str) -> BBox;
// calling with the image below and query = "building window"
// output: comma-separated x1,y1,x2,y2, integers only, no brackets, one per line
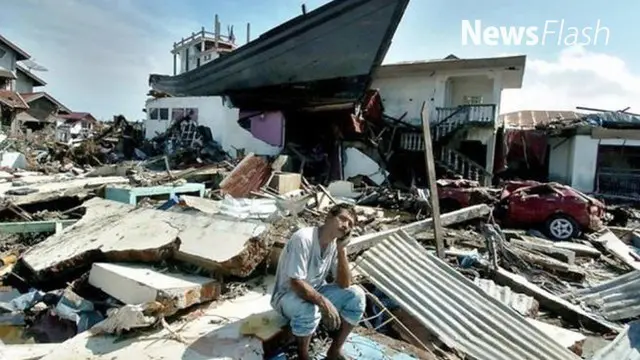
171,108,185,121
0,48,5,58
170,107,199,122
149,108,159,120
463,96,483,105
159,108,169,120
149,108,169,120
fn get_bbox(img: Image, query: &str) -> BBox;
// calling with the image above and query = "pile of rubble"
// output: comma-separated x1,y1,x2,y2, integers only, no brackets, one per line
0,145,639,359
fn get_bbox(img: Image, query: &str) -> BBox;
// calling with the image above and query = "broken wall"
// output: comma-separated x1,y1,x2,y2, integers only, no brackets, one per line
370,73,436,125
144,96,283,156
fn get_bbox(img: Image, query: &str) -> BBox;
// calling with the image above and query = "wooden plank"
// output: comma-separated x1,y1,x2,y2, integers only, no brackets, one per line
0,220,77,234
590,228,640,270
420,101,444,258
347,204,491,255
492,267,622,333
510,239,576,264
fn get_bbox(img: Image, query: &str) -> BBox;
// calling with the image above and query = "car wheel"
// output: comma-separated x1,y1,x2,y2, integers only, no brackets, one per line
545,214,579,241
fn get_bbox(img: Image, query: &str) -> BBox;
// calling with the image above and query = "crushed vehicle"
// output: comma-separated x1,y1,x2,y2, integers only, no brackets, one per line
495,182,606,240
436,179,499,212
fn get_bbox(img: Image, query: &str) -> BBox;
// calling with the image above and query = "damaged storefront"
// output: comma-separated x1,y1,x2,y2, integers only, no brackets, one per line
500,110,640,202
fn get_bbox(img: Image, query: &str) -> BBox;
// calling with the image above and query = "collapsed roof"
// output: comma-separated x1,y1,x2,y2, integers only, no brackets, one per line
148,0,410,110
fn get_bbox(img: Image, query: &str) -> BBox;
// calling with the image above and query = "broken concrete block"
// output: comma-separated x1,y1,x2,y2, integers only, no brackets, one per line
240,310,287,341
88,263,220,312
40,278,278,360
175,216,268,277
21,198,271,282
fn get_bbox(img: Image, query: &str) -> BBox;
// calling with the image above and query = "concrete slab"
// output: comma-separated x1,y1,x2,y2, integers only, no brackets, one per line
174,214,268,276
39,278,278,360
0,176,129,206
0,343,58,360
21,198,270,280
20,198,179,281
88,263,220,312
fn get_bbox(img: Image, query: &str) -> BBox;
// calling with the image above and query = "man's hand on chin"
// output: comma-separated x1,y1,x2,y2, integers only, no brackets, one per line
336,234,351,249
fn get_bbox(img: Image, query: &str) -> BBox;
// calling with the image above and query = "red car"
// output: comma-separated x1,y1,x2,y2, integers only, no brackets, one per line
496,182,606,240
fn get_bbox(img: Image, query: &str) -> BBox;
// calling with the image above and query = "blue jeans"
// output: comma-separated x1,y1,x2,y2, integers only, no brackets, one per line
275,284,366,337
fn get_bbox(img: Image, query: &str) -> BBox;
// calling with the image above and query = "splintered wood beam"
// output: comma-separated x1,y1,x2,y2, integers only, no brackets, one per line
420,101,445,258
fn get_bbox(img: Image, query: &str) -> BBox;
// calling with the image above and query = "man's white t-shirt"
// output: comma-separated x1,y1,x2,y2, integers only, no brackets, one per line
271,227,338,308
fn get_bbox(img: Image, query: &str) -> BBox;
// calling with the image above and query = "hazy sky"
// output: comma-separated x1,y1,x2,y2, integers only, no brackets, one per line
1,0,636,120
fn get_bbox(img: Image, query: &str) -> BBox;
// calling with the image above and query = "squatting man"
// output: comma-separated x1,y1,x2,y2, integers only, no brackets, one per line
271,203,366,360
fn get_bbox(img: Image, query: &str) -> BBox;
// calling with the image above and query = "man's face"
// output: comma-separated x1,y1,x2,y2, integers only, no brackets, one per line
327,210,355,239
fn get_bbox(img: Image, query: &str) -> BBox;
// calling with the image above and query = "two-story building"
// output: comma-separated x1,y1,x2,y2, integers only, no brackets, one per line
0,34,31,128
15,64,47,93
56,112,98,143
0,33,99,139
171,16,238,76
371,54,526,185
0,34,30,91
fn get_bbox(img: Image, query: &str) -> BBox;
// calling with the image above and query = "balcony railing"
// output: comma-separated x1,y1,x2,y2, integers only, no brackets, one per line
435,104,496,124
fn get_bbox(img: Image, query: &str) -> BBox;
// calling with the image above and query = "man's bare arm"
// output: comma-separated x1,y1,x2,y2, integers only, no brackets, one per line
334,246,351,288
290,278,325,306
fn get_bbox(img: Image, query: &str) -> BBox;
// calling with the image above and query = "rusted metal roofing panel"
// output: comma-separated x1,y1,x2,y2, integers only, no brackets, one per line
0,91,28,109
149,0,410,109
562,270,640,322
18,92,72,113
500,110,582,130
356,230,580,360
591,321,640,360
219,153,272,198
473,278,539,317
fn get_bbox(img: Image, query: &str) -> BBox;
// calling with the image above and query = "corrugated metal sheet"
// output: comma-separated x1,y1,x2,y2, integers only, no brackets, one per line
591,321,640,360
584,112,640,127
149,0,410,109
356,230,580,360
219,153,272,198
500,110,582,130
562,270,640,321
473,278,539,317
